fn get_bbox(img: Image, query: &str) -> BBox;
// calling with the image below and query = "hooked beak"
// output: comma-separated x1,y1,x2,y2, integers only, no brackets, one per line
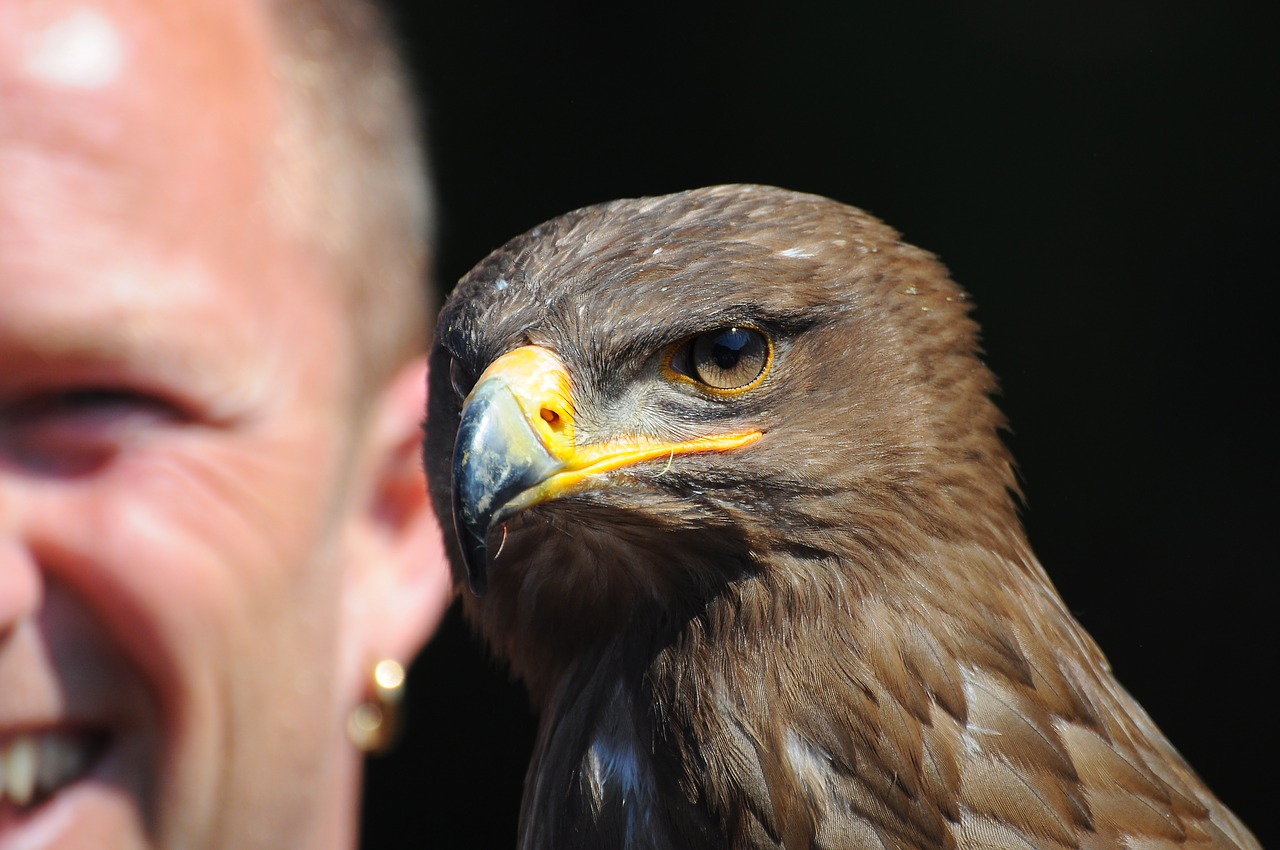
451,345,760,594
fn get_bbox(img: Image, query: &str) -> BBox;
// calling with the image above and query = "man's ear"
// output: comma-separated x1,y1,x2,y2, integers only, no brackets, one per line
340,356,455,685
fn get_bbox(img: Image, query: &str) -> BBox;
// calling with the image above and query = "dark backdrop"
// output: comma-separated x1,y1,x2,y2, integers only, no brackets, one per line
364,2,1275,847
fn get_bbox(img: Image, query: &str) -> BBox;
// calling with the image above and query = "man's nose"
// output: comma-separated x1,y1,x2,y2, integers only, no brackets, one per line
0,481,45,633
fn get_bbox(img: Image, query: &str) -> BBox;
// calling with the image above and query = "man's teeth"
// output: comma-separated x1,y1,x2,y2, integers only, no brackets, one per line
0,733,93,807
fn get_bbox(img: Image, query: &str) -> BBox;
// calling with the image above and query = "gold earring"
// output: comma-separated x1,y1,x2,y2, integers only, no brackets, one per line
347,659,406,754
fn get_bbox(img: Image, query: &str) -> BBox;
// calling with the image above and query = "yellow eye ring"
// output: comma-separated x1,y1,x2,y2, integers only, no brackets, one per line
664,326,773,396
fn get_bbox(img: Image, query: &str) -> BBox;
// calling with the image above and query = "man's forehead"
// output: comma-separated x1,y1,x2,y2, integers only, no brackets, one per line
0,1,350,416
0,0,276,176
0,0,272,86
6,5,125,91
0,0,292,364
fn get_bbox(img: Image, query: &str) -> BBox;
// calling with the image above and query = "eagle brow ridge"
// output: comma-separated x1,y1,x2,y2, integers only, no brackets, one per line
589,303,826,368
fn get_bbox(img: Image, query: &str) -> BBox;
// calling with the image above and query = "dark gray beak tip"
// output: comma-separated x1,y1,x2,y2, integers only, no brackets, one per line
451,473,492,596
466,558,489,596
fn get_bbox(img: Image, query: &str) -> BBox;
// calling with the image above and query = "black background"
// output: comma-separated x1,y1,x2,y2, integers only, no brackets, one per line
364,2,1275,847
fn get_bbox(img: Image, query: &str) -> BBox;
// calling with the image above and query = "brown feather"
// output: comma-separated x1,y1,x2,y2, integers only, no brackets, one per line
424,184,1259,850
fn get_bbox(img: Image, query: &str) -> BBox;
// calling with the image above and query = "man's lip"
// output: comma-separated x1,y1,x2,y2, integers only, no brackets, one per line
0,727,142,850
0,728,109,811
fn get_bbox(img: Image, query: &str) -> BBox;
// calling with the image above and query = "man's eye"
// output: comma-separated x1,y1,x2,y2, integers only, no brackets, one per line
0,389,183,475
4,388,179,425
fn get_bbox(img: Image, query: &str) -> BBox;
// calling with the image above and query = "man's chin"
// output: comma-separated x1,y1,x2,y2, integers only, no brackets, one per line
0,730,153,850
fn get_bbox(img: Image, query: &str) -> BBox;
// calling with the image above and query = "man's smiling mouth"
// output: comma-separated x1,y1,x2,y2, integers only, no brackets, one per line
0,730,107,812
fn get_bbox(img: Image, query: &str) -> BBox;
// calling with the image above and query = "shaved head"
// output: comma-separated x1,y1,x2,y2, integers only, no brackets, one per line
266,0,436,387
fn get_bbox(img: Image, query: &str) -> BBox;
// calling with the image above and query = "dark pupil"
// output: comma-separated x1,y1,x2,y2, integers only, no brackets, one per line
692,327,767,390
711,329,750,369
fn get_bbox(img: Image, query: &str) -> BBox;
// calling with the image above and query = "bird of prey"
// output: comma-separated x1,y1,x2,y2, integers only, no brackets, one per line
423,184,1258,850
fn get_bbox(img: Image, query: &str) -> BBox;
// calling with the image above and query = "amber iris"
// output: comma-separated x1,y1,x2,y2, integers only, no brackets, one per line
673,326,772,393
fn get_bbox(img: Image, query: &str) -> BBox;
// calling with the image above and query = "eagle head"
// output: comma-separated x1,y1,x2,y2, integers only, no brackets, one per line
422,185,1256,850
424,184,1019,697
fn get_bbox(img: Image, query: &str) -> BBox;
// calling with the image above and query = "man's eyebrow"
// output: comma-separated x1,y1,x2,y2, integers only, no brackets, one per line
3,295,188,363
0,293,254,409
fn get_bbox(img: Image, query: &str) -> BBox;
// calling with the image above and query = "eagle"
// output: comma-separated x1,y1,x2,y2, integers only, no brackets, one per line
423,184,1258,850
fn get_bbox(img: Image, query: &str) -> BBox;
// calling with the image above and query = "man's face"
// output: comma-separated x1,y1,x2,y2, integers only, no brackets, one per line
1,1,395,846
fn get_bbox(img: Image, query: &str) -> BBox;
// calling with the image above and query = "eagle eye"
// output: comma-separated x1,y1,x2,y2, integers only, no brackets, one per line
449,357,479,403
670,326,772,394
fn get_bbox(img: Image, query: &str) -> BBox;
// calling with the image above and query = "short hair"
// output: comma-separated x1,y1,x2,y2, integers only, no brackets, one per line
265,0,436,392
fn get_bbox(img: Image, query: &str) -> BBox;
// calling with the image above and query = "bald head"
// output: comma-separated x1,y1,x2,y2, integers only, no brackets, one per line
265,0,436,385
